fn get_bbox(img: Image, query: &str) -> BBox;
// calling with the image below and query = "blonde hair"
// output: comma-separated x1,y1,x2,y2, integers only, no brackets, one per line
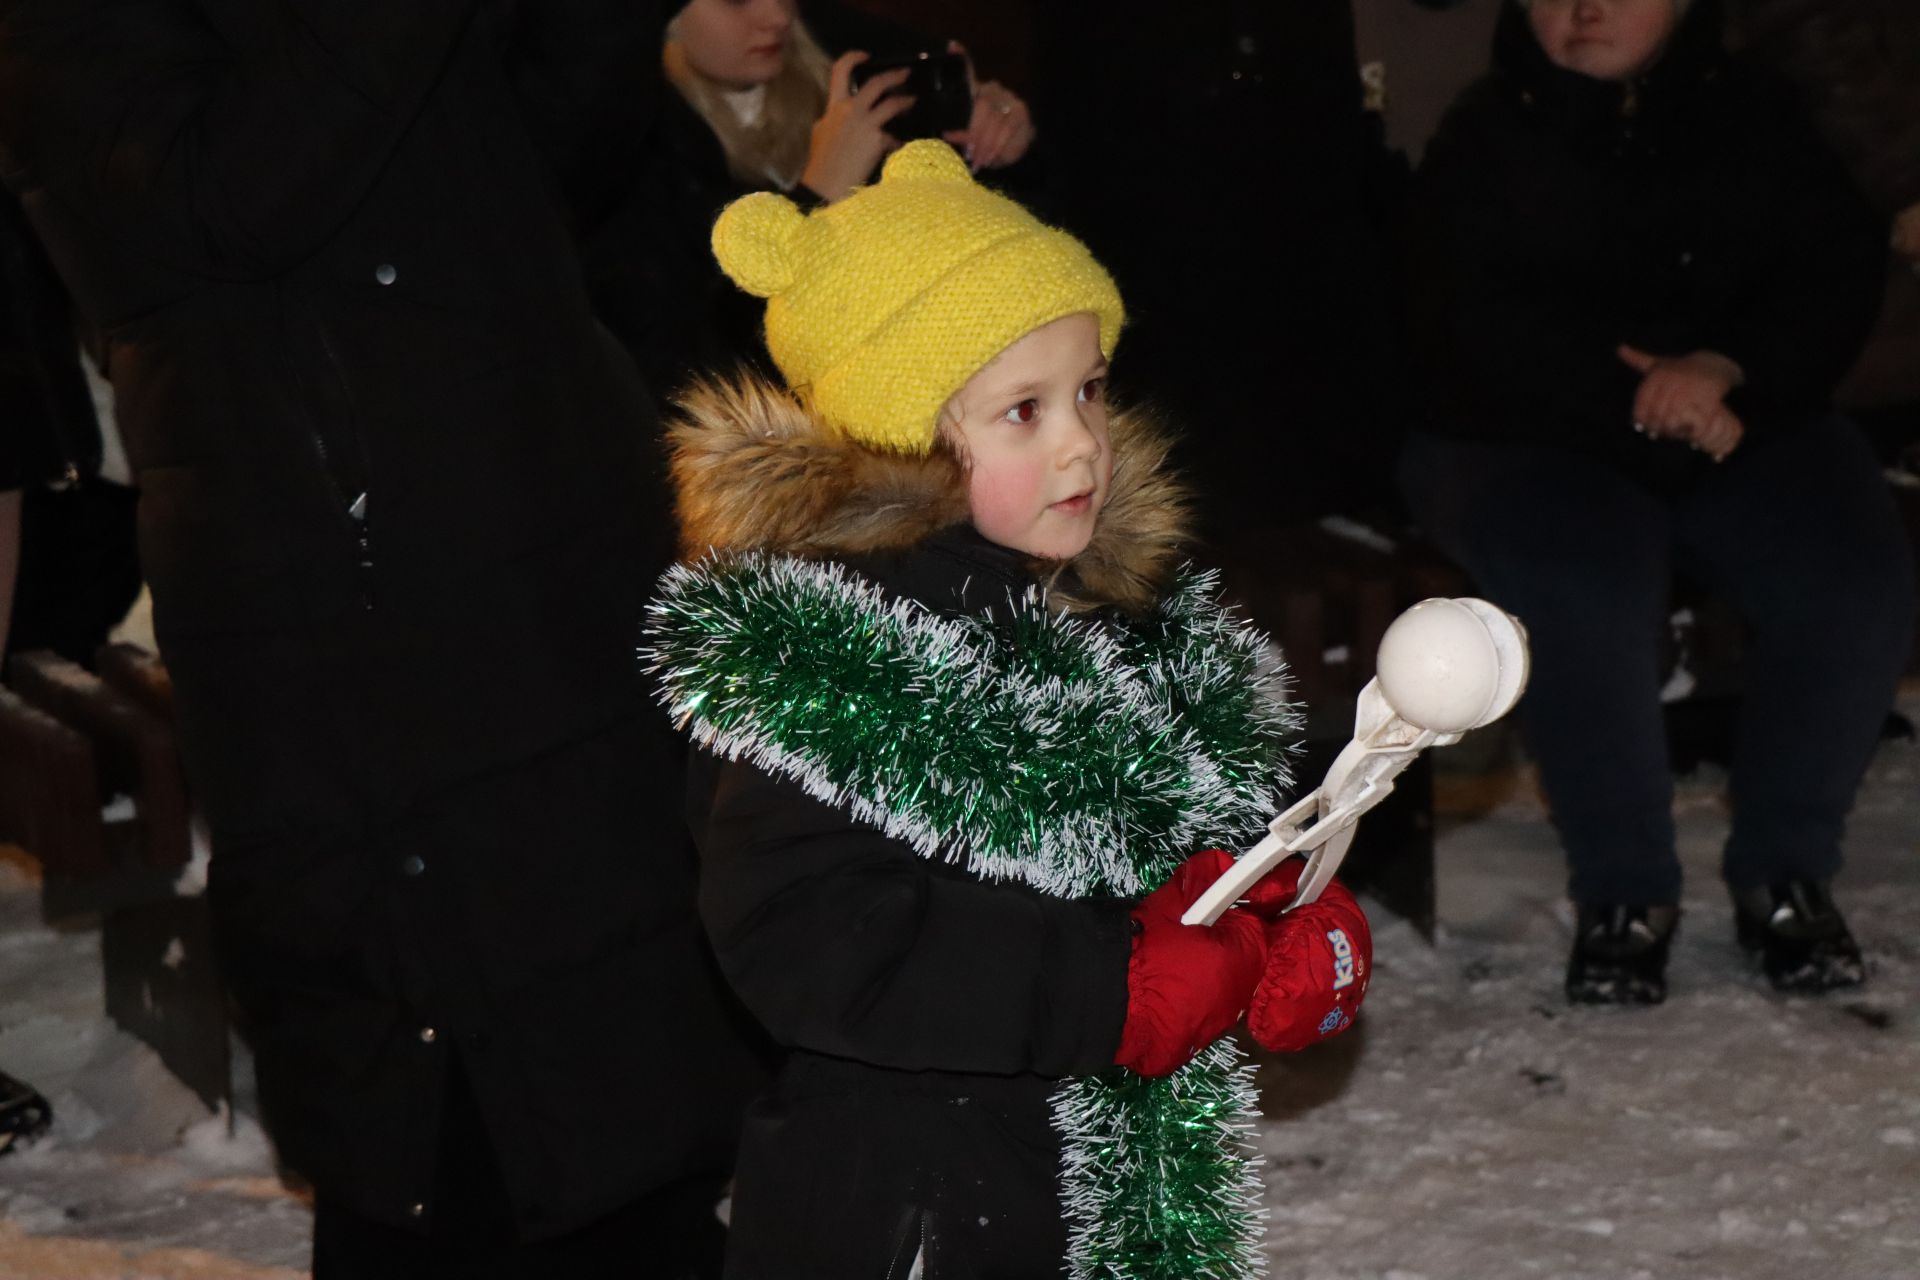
664,21,833,191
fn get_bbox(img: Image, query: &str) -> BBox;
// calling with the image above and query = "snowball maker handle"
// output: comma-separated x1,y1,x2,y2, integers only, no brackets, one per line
1180,598,1529,927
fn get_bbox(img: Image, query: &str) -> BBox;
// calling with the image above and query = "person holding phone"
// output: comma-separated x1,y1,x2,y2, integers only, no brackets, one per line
583,0,1037,400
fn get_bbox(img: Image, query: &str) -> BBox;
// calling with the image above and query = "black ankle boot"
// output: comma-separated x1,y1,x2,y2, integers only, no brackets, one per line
1733,880,1866,994
1566,904,1679,1006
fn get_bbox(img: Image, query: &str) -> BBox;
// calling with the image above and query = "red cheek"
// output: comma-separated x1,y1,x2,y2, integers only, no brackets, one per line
967,460,1047,545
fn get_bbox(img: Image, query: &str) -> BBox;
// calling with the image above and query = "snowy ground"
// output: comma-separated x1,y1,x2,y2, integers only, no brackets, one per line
1,687,1915,1279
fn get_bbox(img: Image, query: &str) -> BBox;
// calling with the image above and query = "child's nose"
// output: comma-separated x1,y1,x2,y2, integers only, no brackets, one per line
1057,418,1102,466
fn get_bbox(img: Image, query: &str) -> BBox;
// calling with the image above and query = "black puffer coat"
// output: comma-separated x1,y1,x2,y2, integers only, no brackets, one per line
687,527,1136,1279
1405,0,1886,483
0,0,766,1238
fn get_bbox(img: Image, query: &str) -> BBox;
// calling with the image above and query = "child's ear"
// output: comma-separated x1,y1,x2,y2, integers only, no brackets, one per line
711,192,806,298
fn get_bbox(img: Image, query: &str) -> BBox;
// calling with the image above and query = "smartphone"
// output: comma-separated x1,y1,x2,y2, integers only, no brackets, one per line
847,51,972,142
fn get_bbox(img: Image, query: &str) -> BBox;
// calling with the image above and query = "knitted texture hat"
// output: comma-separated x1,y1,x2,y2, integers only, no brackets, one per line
710,140,1124,455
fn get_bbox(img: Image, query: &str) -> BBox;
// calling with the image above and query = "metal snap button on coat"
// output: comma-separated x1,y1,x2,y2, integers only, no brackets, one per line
418,1026,437,1044
375,263,397,285
400,854,426,877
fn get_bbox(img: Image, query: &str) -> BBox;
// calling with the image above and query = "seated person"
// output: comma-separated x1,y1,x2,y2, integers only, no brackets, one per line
1399,0,1914,1003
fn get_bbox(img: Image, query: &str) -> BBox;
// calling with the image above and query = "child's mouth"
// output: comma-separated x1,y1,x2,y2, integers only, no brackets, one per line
1050,492,1094,515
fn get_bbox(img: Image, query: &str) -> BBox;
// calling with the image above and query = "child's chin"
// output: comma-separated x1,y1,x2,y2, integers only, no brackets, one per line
1024,530,1097,562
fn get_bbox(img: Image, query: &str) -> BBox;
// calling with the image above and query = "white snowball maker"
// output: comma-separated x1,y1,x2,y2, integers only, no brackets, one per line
1182,598,1531,927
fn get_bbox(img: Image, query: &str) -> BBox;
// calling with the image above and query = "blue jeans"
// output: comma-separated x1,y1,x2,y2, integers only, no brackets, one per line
1399,417,1914,906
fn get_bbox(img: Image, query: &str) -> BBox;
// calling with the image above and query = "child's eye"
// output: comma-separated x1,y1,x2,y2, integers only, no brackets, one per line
1078,378,1105,405
1003,399,1039,425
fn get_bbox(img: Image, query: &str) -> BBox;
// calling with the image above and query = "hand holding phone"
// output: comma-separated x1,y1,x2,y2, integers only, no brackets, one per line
846,50,972,142
801,52,920,202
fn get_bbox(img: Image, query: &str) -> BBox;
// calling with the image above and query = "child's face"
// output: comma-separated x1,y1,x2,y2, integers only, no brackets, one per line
945,314,1112,562
1528,0,1678,82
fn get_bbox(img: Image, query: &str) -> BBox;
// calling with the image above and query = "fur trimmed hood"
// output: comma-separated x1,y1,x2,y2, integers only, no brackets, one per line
665,372,1193,614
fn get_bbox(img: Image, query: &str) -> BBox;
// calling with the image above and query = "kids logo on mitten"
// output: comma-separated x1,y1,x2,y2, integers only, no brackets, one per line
1330,926,1358,990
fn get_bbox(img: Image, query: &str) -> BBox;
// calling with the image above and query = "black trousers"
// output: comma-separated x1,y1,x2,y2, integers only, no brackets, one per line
1399,416,1915,906
312,1057,728,1280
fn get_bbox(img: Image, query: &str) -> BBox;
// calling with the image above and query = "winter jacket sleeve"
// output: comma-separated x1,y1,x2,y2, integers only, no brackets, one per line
0,0,483,276
1404,102,1645,448
1713,93,1888,428
688,750,1134,1080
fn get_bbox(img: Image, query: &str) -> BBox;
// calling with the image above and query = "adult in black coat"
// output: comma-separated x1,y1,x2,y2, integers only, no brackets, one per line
0,0,766,1270
1399,0,1913,1002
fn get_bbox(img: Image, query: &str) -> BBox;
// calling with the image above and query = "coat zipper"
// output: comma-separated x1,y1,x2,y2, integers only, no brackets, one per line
302,302,377,611
884,1206,928,1280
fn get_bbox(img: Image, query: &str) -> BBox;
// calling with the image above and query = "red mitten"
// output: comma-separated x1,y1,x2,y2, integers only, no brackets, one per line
1115,851,1266,1078
1248,878,1372,1052
1235,853,1310,918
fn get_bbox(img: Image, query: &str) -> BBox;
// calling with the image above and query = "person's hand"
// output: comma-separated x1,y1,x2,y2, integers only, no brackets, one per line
1893,202,1920,265
1247,878,1372,1053
948,80,1034,171
1617,344,1747,462
800,51,915,203
1670,404,1746,462
939,42,1035,172
1114,850,1267,1078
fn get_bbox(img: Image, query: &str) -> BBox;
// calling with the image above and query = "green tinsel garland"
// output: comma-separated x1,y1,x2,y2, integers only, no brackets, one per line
645,553,1297,1279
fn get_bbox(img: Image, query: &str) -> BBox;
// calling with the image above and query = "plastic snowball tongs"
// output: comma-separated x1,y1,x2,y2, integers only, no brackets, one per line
1183,598,1532,927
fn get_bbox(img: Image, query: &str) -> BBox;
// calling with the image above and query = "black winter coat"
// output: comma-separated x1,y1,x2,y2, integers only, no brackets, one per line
687,528,1134,1279
1405,0,1886,484
0,0,765,1237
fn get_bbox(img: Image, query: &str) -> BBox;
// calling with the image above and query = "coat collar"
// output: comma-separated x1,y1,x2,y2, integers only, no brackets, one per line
1493,0,1729,152
664,372,1193,614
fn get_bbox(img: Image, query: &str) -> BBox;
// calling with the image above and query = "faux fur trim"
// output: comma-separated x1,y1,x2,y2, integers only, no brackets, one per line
666,371,1193,614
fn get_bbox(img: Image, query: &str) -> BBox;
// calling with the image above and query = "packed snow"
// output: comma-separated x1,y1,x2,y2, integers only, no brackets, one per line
2,688,1915,1279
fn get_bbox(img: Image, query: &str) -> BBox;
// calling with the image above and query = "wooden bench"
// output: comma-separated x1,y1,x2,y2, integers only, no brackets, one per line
0,647,229,1112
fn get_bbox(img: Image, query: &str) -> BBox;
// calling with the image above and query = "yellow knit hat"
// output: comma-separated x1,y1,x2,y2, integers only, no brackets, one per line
711,140,1125,455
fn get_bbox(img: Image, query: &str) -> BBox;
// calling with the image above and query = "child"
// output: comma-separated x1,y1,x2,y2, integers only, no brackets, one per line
1400,0,1910,1003
645,140,1373,1279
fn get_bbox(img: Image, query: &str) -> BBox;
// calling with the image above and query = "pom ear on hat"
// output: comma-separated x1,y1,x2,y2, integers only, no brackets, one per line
711,191,806,298
880,138,974,184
